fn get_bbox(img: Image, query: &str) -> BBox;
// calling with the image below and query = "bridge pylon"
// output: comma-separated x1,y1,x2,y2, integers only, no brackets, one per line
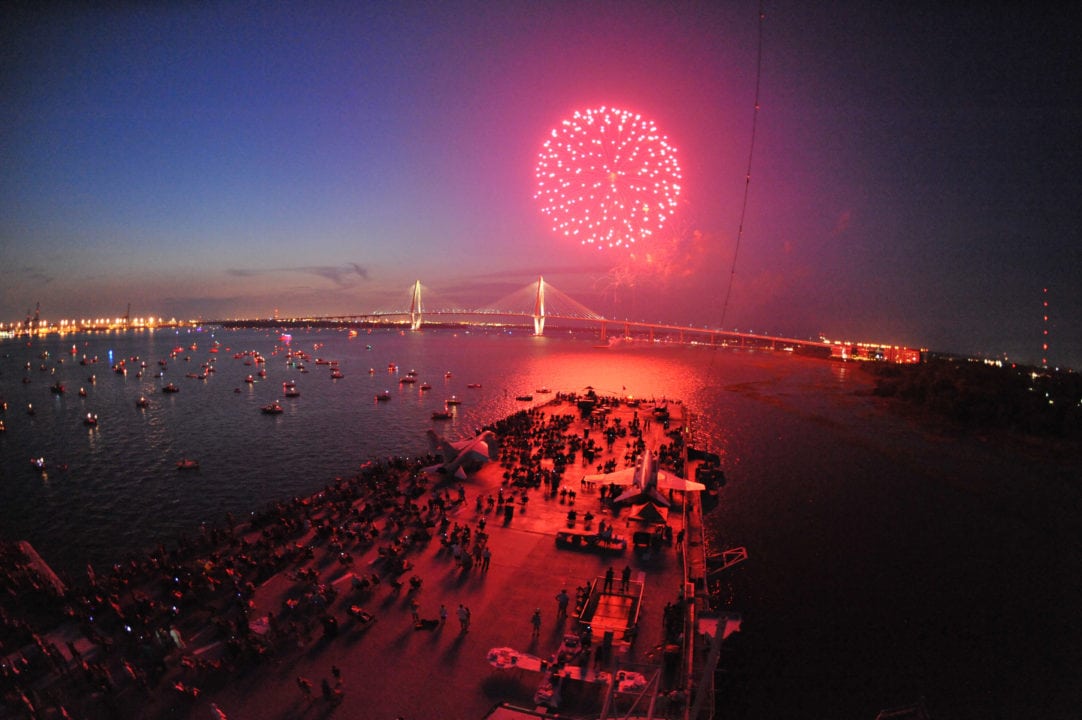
532,276,545,336
409,280,423,331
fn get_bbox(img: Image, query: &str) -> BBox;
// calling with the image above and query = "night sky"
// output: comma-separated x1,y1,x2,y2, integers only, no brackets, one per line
2,2,1079,367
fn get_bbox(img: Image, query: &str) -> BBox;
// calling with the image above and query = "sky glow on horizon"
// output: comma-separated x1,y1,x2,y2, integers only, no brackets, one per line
1,2,1079,367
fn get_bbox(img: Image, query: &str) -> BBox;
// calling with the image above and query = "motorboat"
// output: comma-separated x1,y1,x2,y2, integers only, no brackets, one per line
467,383,482,389
50,382,65,394
162,383,179,393
375,391,392,402
431,410,454,420
331,369,344,379
261,402,284,414
516,395,534,402
445,395,462,405
177,458,199,471
535,387,552,394
136,396,149,408
419,382,431,390
83,413,98,426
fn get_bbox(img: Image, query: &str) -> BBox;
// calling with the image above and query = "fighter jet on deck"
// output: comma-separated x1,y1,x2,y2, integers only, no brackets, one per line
424,429,499,481
583,447,705,506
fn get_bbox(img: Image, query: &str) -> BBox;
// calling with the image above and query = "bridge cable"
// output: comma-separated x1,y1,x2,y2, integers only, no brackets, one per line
718,0,765,330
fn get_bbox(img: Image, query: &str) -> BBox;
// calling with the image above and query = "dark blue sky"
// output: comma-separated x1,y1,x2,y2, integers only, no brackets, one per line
2,1,1079,367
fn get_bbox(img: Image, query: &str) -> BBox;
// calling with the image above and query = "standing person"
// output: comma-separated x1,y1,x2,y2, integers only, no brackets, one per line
621,565,631,592
531,608,542,637
481,546,491,572
410,598,420,624
457,604,471,632
555,589,570,620
296,676,313,703
604,566,615,592
439,604,448,625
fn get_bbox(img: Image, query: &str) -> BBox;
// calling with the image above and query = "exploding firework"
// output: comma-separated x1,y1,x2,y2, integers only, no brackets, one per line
534,106,682,250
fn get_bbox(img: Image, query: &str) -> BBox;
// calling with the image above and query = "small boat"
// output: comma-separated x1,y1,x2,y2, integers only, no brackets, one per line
445,395,462,405
467,383,482,389
431,410,454,420
261,402,284,414
30,457,46,471
399,376,416,384
283,380,296,389
83,413,98,426
444,371,453,378
516,395,534,402
50,382,65,394
177,458,199,471
331,369,344,379
375,390,391,402
78,387,87,397
245,375,254,383
136,396,149,408
535,387,552,394
0,420,6,432
284,388,300,398
162,383,179,393
419,382,431,391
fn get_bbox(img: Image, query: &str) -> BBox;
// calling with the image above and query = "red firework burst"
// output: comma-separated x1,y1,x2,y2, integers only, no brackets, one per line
534,106,682,250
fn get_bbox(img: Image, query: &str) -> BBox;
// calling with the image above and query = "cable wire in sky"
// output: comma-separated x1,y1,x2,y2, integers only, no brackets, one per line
718,1,765,330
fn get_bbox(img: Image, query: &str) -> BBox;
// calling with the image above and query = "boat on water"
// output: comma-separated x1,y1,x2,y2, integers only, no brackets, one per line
30,457,46,471
83,413,98,427
445,395,462,405
431,410,454,420
419,382,431,390
535,387,551,394
331,369,344,379
516,395,534,402
261,402,284,414
78,387,87,397
162,383,179,393
399,376,416,384
50,382,65,394
176,458,199,471
284,388,300,397
136,396,149,408
375,391,391,402
467,383,482,389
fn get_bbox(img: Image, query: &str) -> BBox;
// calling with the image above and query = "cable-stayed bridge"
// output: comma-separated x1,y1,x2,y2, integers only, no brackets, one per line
318,277,835,354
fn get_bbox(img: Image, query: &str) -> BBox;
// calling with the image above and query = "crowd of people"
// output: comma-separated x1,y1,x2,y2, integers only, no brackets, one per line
1,391,694,719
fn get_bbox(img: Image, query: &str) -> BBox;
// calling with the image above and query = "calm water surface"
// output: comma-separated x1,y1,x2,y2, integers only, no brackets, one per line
1,328,1078,719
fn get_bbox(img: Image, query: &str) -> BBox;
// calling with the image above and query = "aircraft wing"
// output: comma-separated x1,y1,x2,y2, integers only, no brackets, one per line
655,471,706,493
583,465,638,486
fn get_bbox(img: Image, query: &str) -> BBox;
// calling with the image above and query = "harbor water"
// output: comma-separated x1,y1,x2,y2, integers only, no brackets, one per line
1,327,1078,719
